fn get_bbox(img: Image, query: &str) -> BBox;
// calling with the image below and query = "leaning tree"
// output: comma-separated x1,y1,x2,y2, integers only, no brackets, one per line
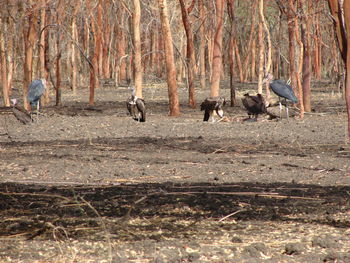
327,0,350,139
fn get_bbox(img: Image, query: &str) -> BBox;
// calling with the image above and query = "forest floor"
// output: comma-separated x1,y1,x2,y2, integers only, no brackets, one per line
0,80,349,262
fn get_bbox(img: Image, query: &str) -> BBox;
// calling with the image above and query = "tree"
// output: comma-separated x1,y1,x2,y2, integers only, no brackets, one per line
210,0,224,97
158,0,180,116
179,0,196,108
198,0,206,90
327,0,350,139
133,0,143,98
227,0,236,106
23,1,38,110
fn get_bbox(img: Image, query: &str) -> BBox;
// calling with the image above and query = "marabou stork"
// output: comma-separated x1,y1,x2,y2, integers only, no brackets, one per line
241,93,267,120
264,74,298,119
200,96,226,122
126,94,146,122
28,79,46,112
11,99,33,124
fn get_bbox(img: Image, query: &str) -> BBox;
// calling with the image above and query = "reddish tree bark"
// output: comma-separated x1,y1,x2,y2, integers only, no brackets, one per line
227,0,236,106
328,0,350,138
179,0,196,108
55,0,64,106
133,0,143,98
198,0,206,89
158,0,180,116
0,16,10,107
23,1,38,110
287,0,298,97
300,0,311,112
210,0,224,97
242,0,258,82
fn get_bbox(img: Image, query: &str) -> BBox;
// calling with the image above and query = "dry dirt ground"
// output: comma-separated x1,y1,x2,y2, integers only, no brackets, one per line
0,81,349,262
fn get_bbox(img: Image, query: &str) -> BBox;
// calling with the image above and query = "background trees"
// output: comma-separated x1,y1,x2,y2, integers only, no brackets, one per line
0,0,348,134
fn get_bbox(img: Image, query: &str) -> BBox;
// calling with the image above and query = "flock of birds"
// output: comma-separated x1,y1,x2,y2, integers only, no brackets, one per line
10,75,297,124
200,74,298,122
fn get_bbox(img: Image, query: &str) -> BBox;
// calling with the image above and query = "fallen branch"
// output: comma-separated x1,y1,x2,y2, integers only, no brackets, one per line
219,209,247,222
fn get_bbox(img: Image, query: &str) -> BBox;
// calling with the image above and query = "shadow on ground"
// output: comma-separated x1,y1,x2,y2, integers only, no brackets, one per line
0,181,349,241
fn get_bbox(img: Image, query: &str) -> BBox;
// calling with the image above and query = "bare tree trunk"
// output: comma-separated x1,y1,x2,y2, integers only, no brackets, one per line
158,0,180,116
23,1,37,110
179,0,196,108
227,0,236,106
115,10,127,85
294,4,304,119
199,0,206,89
97,0,103,76
259,0,271,98
55,0,64,106
343,0,350,139
0,17,10,107
87,0,99,106
39,1,50,104
251,38,257,81
300,0,311,112
257,21,264,95
287,0,297,96
133,0,143,98
210,0,224,97
242,0,258,82
71,2,80,95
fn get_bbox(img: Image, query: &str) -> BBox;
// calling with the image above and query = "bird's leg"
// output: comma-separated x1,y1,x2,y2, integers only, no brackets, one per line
36,101,40,122
285,98,289,120
278,98,282,119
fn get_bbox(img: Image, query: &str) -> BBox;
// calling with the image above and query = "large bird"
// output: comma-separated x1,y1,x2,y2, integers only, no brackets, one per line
28,79,46,112
126,94,146,122
200,96,225,122
264,74,298,119
10,99,33,124
241,93,267,120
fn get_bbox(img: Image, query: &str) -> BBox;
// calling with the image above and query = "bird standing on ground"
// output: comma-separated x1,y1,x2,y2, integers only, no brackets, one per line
241,93,267,120
126,94,146,122
10,99,33,124
200,97,226,122
28,79,46,112
264,74,298,119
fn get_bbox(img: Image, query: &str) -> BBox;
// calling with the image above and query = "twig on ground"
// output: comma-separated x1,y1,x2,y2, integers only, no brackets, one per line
219,209,246,222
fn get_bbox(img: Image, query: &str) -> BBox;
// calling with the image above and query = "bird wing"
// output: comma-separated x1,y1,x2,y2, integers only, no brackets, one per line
12,106,32,124
203,110,210,121
270,80,298,103
136,98,146,122
28,79,46,104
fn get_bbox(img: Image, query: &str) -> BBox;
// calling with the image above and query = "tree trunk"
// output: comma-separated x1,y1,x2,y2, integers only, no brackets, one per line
300,0,311,112
97,0,103,76
133,0,143,98
39,1,50,105
259,0,271,98
55,0,64,106
0,17,10,107
242,0,258,82
287,0,298,96
343,0,350,139
294,4,304,119
257,21,264,95
23,2,37,110
210,0,224,97
199,0,206,89
71,2,80,95
179,0,196,108
157,0,180,116
227,0,236,106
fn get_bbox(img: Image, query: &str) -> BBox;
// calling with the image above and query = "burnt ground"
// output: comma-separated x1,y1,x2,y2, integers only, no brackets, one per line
0,81,349,262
